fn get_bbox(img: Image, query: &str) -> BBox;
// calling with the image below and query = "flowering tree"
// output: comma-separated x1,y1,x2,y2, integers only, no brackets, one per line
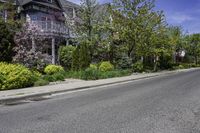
13,23,51,71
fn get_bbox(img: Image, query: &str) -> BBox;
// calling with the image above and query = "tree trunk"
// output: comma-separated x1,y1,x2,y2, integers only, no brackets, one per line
172,51,176,63
153,55,159,72
195,56,198,65
140,56,144,63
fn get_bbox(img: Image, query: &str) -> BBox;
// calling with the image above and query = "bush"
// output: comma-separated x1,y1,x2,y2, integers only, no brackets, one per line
64,69,132,80
116,55,132,69
99,61,114,72
132,61,144,72
172,64,184,70
43,72,65,82
99,71,119,79
81,67,100,80
59,45,75,69
53,72,65,81
13,50,52,72
44,65,64,75
190,63,197,67
72,42,90,70
159,55,174,70
0,20,15,62
0,73,4,89
90,64,98,70
178,65,184,69
99,70,131,79
32,70,42,81
34,79,49,87
0,62,35,90
64,70,83,79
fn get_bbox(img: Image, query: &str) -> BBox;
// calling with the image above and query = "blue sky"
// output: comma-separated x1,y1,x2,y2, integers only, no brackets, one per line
68,0,200,34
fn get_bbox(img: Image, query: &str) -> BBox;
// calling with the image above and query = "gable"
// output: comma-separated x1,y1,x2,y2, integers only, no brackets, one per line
17,0,63,10
33,0,62,9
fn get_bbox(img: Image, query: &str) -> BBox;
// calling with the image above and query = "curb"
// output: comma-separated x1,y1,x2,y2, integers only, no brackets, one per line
0,69,197,104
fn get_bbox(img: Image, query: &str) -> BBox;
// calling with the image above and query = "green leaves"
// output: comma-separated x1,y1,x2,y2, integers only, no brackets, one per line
58,46,76,70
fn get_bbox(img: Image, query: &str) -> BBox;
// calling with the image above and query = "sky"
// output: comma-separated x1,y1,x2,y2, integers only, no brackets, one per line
68,0,200,34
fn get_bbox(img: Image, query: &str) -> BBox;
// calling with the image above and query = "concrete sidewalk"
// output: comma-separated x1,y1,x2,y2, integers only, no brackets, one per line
0,68,197,103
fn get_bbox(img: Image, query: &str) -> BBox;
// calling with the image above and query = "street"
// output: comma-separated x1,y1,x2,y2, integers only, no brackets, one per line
0,69,200,133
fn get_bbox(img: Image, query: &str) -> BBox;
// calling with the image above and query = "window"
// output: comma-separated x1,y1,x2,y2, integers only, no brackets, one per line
47,0,52,3
31,15,38,21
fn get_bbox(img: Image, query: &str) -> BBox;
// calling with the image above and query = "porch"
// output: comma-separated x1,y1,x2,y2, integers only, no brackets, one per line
28,20,69,38
29,21,70,64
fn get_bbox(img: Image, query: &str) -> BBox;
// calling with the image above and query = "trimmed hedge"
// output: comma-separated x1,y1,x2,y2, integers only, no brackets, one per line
0,62,35,90
44,65,64,75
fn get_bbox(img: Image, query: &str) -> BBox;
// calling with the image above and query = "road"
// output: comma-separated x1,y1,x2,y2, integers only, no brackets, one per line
0,69,200,133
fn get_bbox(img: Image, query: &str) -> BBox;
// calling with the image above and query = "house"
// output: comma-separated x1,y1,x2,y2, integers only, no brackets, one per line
0,0,80,64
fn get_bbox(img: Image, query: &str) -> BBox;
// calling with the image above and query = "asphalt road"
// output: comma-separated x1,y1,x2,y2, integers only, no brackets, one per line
1,69,200,133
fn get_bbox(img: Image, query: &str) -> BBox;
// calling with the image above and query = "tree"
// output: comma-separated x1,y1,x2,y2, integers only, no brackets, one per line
75,0,98,59
187,34,200,65
0,19,15,62
77,0,98,41
167,26,183,63
72,41,91,70
58,45,76,70
112,0,170,71
72,46,80,71
13,23,51,71
75,0,112,62
0,1,21,62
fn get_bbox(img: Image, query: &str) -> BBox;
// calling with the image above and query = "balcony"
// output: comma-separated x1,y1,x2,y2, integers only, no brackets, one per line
28,21,69,38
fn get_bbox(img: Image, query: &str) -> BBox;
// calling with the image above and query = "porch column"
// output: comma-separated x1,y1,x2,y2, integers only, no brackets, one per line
31,36,36,52
52,37,56,64
4,10,7,22
73,8,76,18
66,39,69,46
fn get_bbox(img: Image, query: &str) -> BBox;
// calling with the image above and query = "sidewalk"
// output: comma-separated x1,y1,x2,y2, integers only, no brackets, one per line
0,68,198,103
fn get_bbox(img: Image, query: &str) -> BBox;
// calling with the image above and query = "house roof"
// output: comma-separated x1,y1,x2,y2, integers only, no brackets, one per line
17,0,80,8
60,0,80,9
33,1,61,10
0,0,6,2
0,0,80,11
18,0,32,5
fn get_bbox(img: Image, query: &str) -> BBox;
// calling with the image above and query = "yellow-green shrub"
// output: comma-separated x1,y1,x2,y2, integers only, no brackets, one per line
44,65,64,75
89,64,98,70
0,62,35,90
99,61,114,72
0,73,4,89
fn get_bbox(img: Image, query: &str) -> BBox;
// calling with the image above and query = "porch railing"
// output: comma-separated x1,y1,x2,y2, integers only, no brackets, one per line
28,21,69,36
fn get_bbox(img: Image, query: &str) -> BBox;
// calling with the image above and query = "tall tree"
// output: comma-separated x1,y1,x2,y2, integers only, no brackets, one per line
167,26,183,63
0,1,20,62
74,0,99,60
112,0,168,69
188,34,200,65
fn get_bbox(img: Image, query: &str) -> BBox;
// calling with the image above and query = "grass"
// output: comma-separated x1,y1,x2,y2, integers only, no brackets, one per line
63,69,132,80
